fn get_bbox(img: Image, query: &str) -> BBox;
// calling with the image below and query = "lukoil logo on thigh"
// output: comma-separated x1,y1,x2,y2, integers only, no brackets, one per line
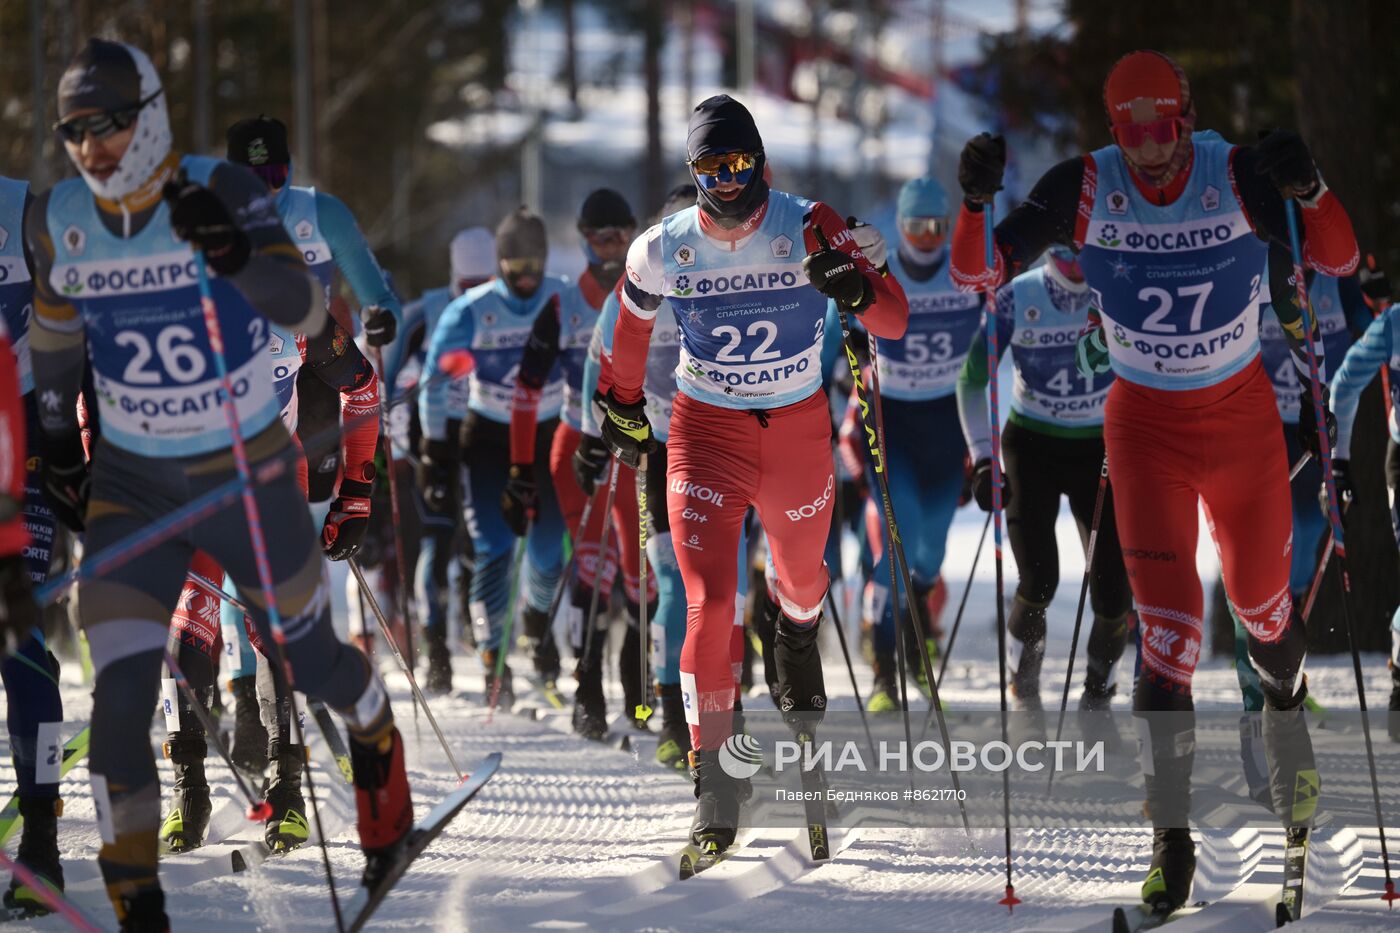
785,474,835,521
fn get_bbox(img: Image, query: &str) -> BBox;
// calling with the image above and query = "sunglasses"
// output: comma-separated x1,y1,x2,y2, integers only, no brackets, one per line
54,90,163,144
500,257,544,277
582,226,631,246
899,217,951,238
689,151,759,178
1111,116,1182,150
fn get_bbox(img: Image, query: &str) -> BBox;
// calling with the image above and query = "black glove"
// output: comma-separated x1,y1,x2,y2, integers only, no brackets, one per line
0,555,39,655
501,464,537,537
601,389,654,470
40,436,90,533
1321,458,1354,517
321,478,372,561
162,171,251,276
802,243,870,311
417,437,458,514
970,457,1011,513
1296,384,1337,459
958,133,1006,204
572,433,612,496
1253,130,1321,200
360,305,396,347
1359,264,1391,305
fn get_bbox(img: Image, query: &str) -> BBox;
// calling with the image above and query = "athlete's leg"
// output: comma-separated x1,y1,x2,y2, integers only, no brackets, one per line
520,420,565,680
461,416,517,669
1001,420,1062,709
1386,441,1399,740
1284,431,1325,597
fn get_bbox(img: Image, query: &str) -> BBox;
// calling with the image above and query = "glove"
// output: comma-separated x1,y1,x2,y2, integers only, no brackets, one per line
802,244,870,311
40,437,90,533
958,133,1006,204
1359,263,1391,306
970,458,1011,513
1075,326,1112,378
1321,458,1353,517
321,478,373,561
845,216,887,270
0,555,39,655
1296,384,1337,459
601,388,654,469
501,464,537,537
417,437,458,513
360,304,396,347
162,171,251,276
1253,130,1321,201
572,433,611,496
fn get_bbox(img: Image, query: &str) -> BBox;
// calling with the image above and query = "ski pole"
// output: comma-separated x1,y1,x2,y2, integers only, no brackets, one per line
0,849,102,932
579,460,621,674
817,224,972,840
347,558,463,780
486,535,529,719
1047,453,1110,796
982,206,1019,911
188,248,342,930
635,450,654,723
544,455,603,634
1289,452,1311,482
937,512,990,684
164,648,268,821
823,588,878,763
1285,199,1395,903
371,344,420,730
1301,530,1334,623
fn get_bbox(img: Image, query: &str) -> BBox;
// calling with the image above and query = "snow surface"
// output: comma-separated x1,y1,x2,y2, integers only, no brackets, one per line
5,500,1398,931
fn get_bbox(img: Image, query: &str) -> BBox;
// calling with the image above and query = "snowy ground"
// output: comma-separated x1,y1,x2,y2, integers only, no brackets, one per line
6,504,1399,932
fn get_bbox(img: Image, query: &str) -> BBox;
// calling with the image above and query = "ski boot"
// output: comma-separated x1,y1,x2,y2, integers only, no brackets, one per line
228,675,270,781
158,733,211,853
620,622,649,729
688,748,741,854
423,626,454,695
522,605,561,687
1141,827,1195,914
655,683,691,770
264,742,310,853
113,888,168,933
350,727,414,891
3,795,63,916
1007,598,1047,713
773,612,827,729
866,650,900,713
572,634,609,742
481,648,514,708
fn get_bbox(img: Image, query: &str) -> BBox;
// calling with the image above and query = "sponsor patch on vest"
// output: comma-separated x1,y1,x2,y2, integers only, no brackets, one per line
770,234,793,258
295,219,314,240
1201,185,1220,212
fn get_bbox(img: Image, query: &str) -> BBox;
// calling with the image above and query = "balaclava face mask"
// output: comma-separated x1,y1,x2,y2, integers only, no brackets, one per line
226,115,293,191
577,188,636,283
495,207,548,301
58,39,172,205
686,94,769,230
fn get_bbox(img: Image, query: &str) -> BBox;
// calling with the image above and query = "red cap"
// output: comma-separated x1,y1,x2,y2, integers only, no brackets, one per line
1103,51,1190,125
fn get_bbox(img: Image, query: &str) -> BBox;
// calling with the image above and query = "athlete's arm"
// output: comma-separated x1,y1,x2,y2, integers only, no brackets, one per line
315,190,403,326
956,282,1015,462
0,320,26,556
25,190,87,441
419,296,475,444
510,295,563,463
951,156,1085,291
1329,310,1394,459
1231,146,1359,277
610,225,664,405
803,202,907,338
211,162,325,335
304,322,380,489
581,288,622,438
1336,274,1372,337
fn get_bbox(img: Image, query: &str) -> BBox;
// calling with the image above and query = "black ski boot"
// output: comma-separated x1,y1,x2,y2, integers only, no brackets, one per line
773,612,827,732
158,733,211,853
754,585,782,708
572,634,608,741
522,605,561,685
3,795,63,916
481,648,514,708
688,749,741,852
1007,597,1047,712
264,742,309,852
423,625,454,695
228,674,269,781
1142,827,1196,914
656,683,691,770
620,621,648,729
867,650,901,712
114,888,169,933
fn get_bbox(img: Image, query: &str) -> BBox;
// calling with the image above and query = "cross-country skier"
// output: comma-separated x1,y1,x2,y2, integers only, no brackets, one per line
1326,263,1400,740
28,40,413,928
387,227,496,693
956,245,1131,713
843,176,983,711
0,180,67,914
507,189,642,706
601,95,907,856
949,50,1357,916
419,207,566,704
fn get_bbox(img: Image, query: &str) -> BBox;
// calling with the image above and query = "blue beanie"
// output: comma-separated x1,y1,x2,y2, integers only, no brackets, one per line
897,176,950,221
